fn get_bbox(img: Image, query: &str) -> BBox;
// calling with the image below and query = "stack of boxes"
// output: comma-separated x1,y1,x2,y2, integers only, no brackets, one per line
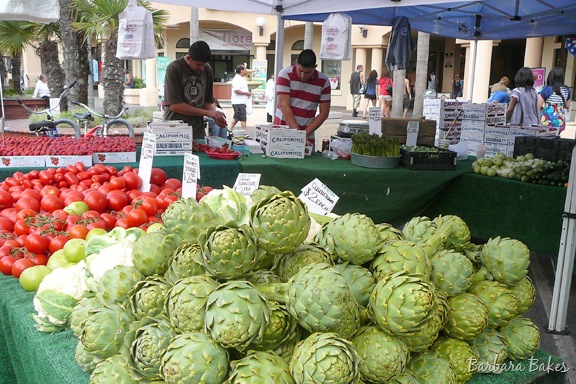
255,124,310,158
147,121,193,156
460,103,507,156
423,99,469,145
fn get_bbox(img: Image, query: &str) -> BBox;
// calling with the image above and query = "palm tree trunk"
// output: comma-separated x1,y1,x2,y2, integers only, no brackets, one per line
0,57,7,93
37,40,66,109
412,32,430,118
59,0,89,107
103,37,124,116
10,56,22,94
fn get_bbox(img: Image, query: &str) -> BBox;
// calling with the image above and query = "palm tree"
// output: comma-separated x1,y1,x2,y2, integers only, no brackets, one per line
0,21,35,94
71,0,167,115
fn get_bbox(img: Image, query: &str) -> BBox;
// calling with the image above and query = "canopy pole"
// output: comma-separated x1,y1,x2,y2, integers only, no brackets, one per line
274,1,285,80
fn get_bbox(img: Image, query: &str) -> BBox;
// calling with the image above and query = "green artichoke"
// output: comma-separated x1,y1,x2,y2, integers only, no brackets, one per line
377,222,406,242
508,276,536,314
70,296,101,339
351,325,410,383
433,215,471,252
225,351,295,384
480,236,530,285
315,213,381,265
205,281,270,350
500,317,540,361
277,243,334,281
371,240,431,282
250,185,281,205
198,223,263,280
431,336,478,383
75,340,104,373
95,265,143,306
248,301,301,353
132,232,179,277
443,292,488,341
89,354,136,384
429,249,474,296
468,328,508,373
165,275,219,333
161,332,229,384
369,271,437,336
161,197,216,243
387,370,420,384
468,280,518,328
407,351,457,384
402,216,436,243
248,270,283,284
164,243,206,284
334,262,376,307
290,332,360,384
401,291,448,353
129,275,171,320
250,191,310,254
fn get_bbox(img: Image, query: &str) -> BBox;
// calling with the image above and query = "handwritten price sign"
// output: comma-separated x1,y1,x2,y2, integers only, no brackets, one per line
298,178,339,215
181,153,200,199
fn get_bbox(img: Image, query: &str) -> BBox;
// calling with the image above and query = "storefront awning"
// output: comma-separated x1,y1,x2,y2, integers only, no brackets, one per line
200,29,252,52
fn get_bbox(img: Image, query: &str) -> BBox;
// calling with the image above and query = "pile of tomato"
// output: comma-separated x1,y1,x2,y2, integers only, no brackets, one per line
0,162,210,280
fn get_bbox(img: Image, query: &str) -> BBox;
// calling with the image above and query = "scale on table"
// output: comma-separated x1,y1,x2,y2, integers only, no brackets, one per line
336,120,369,138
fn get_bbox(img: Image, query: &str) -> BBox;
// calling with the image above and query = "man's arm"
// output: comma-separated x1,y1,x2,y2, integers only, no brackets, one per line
170,103,226,127
277,93,299,129
304,101,331,137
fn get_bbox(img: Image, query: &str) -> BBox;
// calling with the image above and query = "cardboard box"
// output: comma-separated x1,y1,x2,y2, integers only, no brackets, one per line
92,152,137,164
381,118,437,146
45,155,92,167
148,121,193,156
262,128,306,158
0,156,45,168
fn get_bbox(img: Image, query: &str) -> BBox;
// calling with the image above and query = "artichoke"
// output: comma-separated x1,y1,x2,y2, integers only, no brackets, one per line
75,340,104,373
129,275,171,320
334,262,376,307
429,249,475,296
250,191,310,254
480,236,530,285
371,240,431,282
198,223,263,280
70,296,102,339
226,351,295,384
161,332,229,384
468,328,508,373
407,351,457,384
402,216,436,243
500,317,541,361
250,185,281,205
95,265,143,306
205,281,270,350
443,292,488,341
164,243,206,284
369,271,437,336
161,197,216,243
468,280,518,328
290,332,361,384
351,325,410,383
377,222,406,242
248,301,301,353
401,291,449,353
433,215,471,252
89,354,136,384
165,275,219,333
248,270,283,284
508,276,536,314
132,232,179,277
277,243,333,281
431,336,478,383
315,213,381,265
387,370,420,384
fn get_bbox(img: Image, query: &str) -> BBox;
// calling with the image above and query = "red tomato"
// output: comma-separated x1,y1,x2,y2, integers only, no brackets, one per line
19,189,41,202
114,217,130,229
100,213,117,229
107,191,129,212
15,197,41,213
164,178,182,190
122,172,142,190
127,208,147,227
0,256,17,275
0,190,14,209
133,196,158,216
63,172,80,186
30,253,49,266
14,219,31,236
40,195,64,213
127,189,142,203
40,185,61,198
16,208,37,221
25,233,50,254
150,168,167,186
68,224,88,239
81,210,101,220
109,177,126,190
38,170,54,185
49,235,69,254
84,190,107,213
0,217,14,232
11,258,35,278
86,219,107,231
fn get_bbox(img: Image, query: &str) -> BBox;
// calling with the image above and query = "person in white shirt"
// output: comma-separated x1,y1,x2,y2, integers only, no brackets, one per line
33,74,51,107
229,65,250,131
265,75,275,123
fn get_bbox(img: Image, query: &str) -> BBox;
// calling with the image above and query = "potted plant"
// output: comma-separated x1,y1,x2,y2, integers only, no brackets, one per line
350,132,401,168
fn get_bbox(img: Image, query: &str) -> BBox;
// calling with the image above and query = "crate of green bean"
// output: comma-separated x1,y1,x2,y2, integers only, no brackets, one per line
400,145,457,170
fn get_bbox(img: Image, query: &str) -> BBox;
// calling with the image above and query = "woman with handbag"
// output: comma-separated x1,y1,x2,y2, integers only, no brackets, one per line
538,66,571,132
378,68,393,118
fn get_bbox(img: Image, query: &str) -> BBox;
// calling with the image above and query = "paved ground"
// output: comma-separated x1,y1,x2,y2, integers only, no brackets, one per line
2,98,576,382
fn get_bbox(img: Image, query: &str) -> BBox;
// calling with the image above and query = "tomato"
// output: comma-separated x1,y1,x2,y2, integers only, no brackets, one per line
123,172,142,190
63,172,80,186
86,228,107,240
25,233,50,254
74,162,86,173
86,219,107,231
127,208,148,227
19,189,42,201
83,190,107,213
106,191,129,211
0,190,14,209
11,258,35,278
49,235,69,254
30,253,49,266
16,208,37,221
133,196,158,216
164,178,182,190
68,224,88,239
0,217,14,232
114,217,130,229
109,176,126,190
64,201,89,216
40,185,60,198
150,168,168,186
15,197,41,213
100,213,117,229
127,189,142,203
81,210,101,220
65,214,81,228
14,219,31,236
62,238,86,263
38,170,54,185
0,256,17,275
19,265,52,291
162,194,179,209
40,194,64,213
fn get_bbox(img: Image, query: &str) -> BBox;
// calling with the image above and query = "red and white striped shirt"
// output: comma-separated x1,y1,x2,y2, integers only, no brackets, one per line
273,65,331,139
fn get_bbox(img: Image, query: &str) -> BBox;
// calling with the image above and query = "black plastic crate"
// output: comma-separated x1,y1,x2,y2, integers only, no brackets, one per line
400,145,457,170
514,137,574,161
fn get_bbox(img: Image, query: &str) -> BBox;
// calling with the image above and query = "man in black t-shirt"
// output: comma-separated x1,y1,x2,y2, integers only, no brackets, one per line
163,41,227,139
349,65,364,117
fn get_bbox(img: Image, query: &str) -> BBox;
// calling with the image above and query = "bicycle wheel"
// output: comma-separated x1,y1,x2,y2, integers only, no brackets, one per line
53,119,82,138
106,118,135,139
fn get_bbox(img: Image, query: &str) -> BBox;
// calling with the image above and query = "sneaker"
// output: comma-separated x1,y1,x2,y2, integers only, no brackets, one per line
352,112,358,117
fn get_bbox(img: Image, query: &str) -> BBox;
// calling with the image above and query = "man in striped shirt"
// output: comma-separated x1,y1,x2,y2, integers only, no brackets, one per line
274,49,331,146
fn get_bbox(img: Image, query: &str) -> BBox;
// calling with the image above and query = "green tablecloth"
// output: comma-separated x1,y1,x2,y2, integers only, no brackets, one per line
0,272,565,384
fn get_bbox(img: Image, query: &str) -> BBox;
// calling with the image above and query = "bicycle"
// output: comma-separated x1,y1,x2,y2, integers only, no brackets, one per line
71,101,134,139
17,81,81,138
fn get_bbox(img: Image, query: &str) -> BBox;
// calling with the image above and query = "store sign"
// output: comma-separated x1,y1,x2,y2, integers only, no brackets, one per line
200,29,253,51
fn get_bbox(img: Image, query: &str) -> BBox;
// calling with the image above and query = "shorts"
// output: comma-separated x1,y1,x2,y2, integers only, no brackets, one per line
364,94,376,100
403,94,410,109
379,95,392,101
232,104,247,122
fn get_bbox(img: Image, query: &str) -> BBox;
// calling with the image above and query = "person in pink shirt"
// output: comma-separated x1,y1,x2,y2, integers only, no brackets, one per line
378,68,393,118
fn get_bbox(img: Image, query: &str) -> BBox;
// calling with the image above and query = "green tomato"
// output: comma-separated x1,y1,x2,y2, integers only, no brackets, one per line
64,201,90,216
86,228,107,241
63,238,87,263
20,265,52,291
47,249,74,270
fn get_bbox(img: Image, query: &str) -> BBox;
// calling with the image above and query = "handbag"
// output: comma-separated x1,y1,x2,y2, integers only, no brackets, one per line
359,83,367,94
385,80,393,96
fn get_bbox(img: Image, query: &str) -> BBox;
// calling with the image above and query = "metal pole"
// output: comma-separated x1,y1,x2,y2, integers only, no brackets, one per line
87,35,94,109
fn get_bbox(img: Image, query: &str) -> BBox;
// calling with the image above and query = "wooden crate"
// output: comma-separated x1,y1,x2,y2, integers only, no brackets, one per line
381,118,437,146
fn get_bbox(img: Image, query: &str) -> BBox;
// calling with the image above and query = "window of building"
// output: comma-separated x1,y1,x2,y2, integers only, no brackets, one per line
291,40,304,50
176,38,190,49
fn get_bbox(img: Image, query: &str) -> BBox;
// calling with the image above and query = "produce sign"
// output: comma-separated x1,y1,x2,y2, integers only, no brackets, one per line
29,185,544,383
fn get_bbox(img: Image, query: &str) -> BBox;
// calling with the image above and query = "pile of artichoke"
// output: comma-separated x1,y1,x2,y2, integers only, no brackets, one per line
66,188,540,384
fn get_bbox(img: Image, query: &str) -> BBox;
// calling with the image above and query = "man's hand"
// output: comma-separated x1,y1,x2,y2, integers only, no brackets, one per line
209,109,227,127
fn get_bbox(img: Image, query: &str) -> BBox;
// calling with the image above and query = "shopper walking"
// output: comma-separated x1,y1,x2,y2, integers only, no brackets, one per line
362,70,378,119
378,68,393,118
229,65,251,132
349,64,364,117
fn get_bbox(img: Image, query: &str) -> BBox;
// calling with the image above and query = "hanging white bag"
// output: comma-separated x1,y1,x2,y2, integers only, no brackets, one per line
116,1,155,60
319,13,352,61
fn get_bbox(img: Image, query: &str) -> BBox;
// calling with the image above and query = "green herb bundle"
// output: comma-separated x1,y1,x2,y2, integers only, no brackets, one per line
351,133,400,157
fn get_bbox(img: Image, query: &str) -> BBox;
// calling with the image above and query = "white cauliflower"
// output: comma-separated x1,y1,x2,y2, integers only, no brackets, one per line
84,241,135,291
